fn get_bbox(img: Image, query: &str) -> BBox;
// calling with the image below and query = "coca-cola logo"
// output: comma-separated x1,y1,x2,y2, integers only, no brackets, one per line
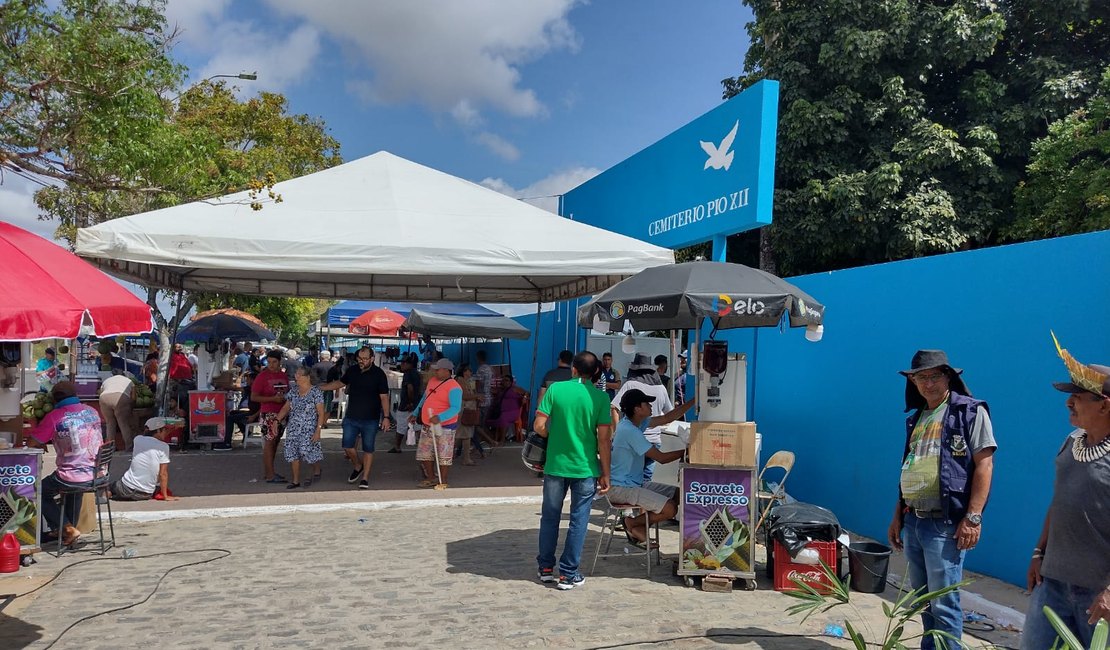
787,569,824,583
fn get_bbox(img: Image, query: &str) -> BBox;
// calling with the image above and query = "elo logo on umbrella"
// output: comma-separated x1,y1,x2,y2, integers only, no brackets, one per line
715,294,733,316
609,301,626,319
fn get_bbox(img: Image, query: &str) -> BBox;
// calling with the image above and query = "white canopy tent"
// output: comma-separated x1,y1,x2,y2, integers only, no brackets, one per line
75,152,673,303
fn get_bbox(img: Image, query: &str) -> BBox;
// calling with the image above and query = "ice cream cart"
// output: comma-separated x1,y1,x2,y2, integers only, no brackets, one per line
0,448,44,555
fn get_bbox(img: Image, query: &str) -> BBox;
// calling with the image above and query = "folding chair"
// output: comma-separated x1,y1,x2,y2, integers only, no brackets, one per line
590,498,661,577
754,450,795,534
56,442,116,557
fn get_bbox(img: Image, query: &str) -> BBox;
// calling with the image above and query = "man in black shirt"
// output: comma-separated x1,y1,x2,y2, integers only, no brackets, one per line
390,354,422,453
320,346,391,489
655,354,671,392
537,350,574,405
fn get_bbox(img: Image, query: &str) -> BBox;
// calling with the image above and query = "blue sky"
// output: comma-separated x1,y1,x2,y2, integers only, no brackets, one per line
4,0,752,230
1,1,752,316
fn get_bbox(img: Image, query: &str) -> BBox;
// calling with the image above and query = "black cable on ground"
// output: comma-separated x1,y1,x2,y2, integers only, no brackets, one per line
582,632,839,649
8,548,232,650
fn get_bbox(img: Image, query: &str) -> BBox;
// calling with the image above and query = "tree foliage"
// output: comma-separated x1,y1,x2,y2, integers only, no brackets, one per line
1009,65,1110,239
0,0,184,191
725,0,1109,275
192,296,334,348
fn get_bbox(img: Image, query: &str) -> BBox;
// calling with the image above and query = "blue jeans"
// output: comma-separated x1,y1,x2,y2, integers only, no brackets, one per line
903,513,966,650
537,475,597,579
1022,577,1100,649
642,442,661,483
342,418,380,453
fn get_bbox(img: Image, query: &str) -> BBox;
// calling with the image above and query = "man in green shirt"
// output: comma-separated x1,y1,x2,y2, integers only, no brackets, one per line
534,351,612,590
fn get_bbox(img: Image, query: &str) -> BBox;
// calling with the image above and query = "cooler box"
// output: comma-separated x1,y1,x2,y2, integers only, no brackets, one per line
188,390,227,443
772,539,838,594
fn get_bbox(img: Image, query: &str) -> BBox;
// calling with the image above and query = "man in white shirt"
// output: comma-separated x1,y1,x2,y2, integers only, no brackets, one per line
110,417,176,501
611,353,694,483
100,373,135,451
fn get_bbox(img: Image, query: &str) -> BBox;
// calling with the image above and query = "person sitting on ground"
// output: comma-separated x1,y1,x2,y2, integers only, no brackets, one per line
608,389,690,547
110,417,176,501
276,366,326,489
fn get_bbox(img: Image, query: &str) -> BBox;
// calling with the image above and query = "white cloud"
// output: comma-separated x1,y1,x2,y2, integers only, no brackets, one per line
474,132,521,161
480,166,600,214
0,173,58,240
266,0,581,157
164,0,321,95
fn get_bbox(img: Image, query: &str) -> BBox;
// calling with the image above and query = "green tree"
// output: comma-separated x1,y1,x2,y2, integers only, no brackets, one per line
1009,66,1110,238
192,296,335,348
0,0,185,192
725,0,1109,275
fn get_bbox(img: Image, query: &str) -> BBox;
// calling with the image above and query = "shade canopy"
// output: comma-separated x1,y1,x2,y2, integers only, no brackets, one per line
177,311,276,343
402,309,531,340
327,300,498,328
0,221,154,341
75,152,674,303
577,261,825,332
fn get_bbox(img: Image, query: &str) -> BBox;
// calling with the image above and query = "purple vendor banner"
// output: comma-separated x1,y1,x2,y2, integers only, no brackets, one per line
680,466,754,574
0,449,43,551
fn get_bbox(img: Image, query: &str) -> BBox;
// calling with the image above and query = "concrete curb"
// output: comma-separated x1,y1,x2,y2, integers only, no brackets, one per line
114,495,545,522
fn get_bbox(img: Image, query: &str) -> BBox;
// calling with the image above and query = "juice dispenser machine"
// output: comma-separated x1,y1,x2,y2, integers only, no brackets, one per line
697,340,747,423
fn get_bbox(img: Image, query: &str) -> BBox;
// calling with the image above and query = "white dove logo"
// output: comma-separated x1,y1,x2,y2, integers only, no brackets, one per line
700,120,738,171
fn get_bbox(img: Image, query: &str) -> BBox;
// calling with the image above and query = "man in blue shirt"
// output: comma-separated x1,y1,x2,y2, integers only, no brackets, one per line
608,389,690,547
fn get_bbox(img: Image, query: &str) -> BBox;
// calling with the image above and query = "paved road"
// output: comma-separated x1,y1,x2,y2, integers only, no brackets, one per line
0,501,1020,649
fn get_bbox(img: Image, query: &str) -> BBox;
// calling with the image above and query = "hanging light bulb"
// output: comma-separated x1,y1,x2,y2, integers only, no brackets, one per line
805,324,824,342
621,334,637,354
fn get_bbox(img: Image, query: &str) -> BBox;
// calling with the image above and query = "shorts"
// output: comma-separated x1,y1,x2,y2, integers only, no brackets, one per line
606,481,677,514
416,424,455,465
110,479,153,501
261,412,284,442
394,410,413,436
342,418,380,453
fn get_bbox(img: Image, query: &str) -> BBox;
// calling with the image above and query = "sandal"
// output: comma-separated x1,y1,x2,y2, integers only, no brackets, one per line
286,483,301,489
624,530,658,550
417,479,437,488
265,476,286,484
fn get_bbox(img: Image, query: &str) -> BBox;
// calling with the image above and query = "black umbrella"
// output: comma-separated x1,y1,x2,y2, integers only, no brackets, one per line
177,312,276,343
577,261,825,332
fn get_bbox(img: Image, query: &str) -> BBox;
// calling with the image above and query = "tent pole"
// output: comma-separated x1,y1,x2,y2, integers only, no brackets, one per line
669,330,677,403
528,301,541,401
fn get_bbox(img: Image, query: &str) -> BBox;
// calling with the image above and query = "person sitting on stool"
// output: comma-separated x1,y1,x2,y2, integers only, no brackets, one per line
110,417,177,501
607,388,692,547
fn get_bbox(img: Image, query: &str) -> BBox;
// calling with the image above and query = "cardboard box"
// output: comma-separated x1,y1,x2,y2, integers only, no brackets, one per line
689,421,756,467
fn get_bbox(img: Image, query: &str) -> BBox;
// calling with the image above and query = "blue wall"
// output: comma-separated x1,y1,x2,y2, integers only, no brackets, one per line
749,230,1110,586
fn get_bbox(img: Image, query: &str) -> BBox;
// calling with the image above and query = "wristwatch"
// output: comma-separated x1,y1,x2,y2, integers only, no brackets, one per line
966,512,982,527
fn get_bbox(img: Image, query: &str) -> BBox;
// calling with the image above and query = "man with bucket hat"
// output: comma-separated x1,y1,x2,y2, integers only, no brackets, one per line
887,350,997,650
1021,335,1110,649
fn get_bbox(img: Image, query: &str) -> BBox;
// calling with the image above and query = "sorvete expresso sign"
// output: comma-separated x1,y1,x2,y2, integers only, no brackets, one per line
561,80,779,250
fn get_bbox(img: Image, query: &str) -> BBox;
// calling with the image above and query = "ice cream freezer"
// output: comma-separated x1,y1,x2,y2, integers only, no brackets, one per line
677,464,757,590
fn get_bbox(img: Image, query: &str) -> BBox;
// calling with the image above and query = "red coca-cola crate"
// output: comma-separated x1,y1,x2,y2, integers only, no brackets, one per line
772,539,838,594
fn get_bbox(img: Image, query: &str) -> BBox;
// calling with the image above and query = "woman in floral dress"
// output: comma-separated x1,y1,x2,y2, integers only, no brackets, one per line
276,366,325,489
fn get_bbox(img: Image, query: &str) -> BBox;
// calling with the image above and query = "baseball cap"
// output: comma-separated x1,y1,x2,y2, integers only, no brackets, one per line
620,388,656,412
434,358,455,371
145,417,167,431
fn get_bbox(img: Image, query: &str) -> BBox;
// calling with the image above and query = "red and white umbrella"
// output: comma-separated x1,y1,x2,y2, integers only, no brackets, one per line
0,221,154,340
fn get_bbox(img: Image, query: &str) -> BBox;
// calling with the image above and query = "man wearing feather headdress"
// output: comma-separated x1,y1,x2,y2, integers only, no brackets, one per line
887,349,997,650
1021,335,1110,649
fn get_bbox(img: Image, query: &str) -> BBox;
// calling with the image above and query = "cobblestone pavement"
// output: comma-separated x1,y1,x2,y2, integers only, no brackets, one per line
0,502,1019,650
